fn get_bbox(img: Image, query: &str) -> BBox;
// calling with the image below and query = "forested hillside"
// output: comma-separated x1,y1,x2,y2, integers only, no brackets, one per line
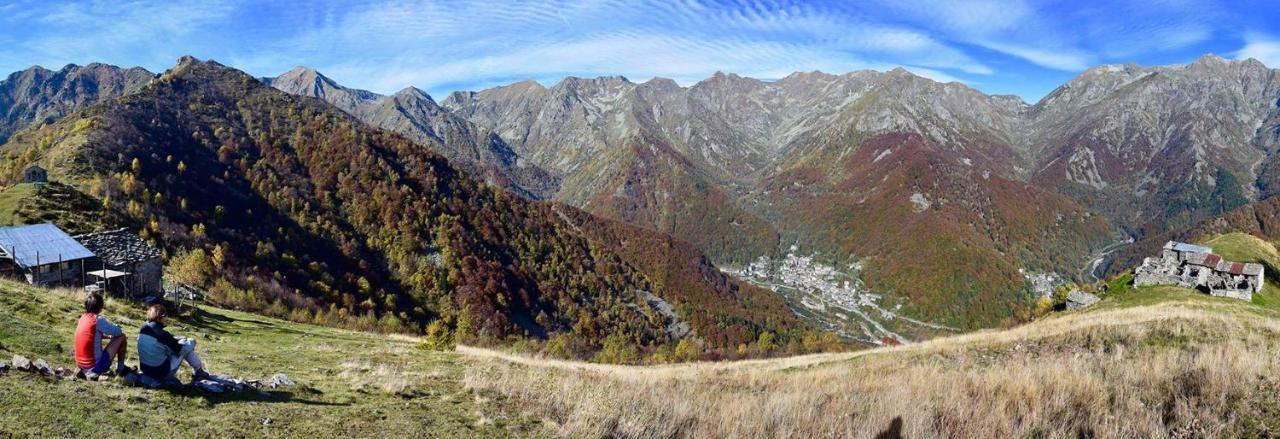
0,57,809,360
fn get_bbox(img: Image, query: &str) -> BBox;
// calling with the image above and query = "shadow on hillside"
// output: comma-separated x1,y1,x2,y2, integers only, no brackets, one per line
161,384,347,407
180,307,312,337
875,416,903,439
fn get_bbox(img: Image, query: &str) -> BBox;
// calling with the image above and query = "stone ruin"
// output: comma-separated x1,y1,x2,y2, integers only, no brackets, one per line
1133,241,1264,301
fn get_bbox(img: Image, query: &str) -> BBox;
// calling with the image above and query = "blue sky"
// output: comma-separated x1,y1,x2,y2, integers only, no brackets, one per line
1,0,1278,102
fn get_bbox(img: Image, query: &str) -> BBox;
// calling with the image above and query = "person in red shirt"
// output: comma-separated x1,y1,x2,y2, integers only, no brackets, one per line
74,293,130,377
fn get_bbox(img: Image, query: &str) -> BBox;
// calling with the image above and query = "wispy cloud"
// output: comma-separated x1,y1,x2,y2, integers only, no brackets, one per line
257,0,997,95
0,0,237,72
868,0,1221,71
1234,34,1280,68
0,0,1271,102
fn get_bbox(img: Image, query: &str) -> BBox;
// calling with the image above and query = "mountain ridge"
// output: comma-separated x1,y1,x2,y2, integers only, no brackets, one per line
4,54,1277,330
0,56,812,359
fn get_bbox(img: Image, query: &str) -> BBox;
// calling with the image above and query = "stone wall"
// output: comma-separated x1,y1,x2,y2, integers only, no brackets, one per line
1210,289,1252,301
128,257,163,295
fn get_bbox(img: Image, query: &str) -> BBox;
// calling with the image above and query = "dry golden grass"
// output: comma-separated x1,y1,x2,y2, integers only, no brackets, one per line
461,300,1280,438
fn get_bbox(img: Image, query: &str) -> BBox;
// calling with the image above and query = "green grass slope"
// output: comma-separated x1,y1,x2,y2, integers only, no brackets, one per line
0,182,125,234
0,279,541,437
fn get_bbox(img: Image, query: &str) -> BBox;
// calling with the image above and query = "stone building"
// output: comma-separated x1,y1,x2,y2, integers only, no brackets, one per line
75,228,163,297
1134,241,1264,301
0,223,95,286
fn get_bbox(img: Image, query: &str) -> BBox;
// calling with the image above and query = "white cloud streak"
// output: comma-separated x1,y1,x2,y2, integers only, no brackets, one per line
0,0,1261,102
1234,35,1280,68
256,0,995,94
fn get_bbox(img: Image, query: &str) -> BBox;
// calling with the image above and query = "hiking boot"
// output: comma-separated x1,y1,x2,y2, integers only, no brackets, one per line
192,369,210,382
115,365,136,377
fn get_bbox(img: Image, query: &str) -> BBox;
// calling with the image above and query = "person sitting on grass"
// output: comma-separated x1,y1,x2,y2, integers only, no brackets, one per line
74,292,132,378
137,303,209,384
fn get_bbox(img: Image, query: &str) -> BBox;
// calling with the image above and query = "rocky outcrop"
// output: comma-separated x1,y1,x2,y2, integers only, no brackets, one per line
1026,55,1280,233
1066,289,1100,310
262,68,557,199
263,67,381,115
0,63,154,144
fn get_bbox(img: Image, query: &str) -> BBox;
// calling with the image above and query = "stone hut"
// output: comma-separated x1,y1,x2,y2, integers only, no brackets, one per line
0,223,95,286
74,228,162,297
1134,241,1264,301
22,165,47,184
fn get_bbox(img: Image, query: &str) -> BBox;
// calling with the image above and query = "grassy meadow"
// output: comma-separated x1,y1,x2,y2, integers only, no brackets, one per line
0,279,540,437
5,232,1280,437
463,289,1280,437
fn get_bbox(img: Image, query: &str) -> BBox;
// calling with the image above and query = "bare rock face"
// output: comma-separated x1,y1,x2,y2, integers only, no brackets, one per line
444,56,1280,258
1026,54,1280,233
440,68,1124,327
263,67,381,116
0,63,154,143
263,69,557,199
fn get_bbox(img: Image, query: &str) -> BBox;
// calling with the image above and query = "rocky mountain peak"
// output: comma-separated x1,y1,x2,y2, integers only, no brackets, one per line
0,61,154,144
176,55,200,67
700,70,762,86
392,85,434,102
1191,52,1228,66
264,66,382,115
641,77,681,92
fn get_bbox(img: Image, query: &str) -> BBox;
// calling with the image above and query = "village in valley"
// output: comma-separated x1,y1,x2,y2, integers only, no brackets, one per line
726,237,1265,347
724,245,955,345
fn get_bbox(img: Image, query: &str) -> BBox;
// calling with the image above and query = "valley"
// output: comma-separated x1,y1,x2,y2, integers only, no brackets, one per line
5,2,1280,436
3,53,1278,350
724,246,955,345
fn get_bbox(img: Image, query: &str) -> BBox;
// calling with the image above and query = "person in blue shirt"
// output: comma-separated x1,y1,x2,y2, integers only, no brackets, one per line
137,304,208,383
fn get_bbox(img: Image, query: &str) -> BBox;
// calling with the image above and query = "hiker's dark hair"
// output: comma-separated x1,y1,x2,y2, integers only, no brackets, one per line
84,293,103,314
147,304,167,322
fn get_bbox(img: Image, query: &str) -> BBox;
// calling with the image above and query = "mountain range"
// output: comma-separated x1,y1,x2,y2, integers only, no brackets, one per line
0,63,154,144
1,53,1278,335
262,67,557,199
0,57,809,360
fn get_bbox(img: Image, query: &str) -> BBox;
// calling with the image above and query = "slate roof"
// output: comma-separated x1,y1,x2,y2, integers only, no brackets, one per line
74,228,161,266
0,224,95,268
1219,261,1246,275
1167,241,1213,254
1184,252,1221,268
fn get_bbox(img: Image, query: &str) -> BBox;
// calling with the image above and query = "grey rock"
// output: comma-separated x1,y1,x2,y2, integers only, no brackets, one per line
0,362,9,373
11,355,30,371
266,373,295,388
31,358,51,374
1066,289,1101,310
